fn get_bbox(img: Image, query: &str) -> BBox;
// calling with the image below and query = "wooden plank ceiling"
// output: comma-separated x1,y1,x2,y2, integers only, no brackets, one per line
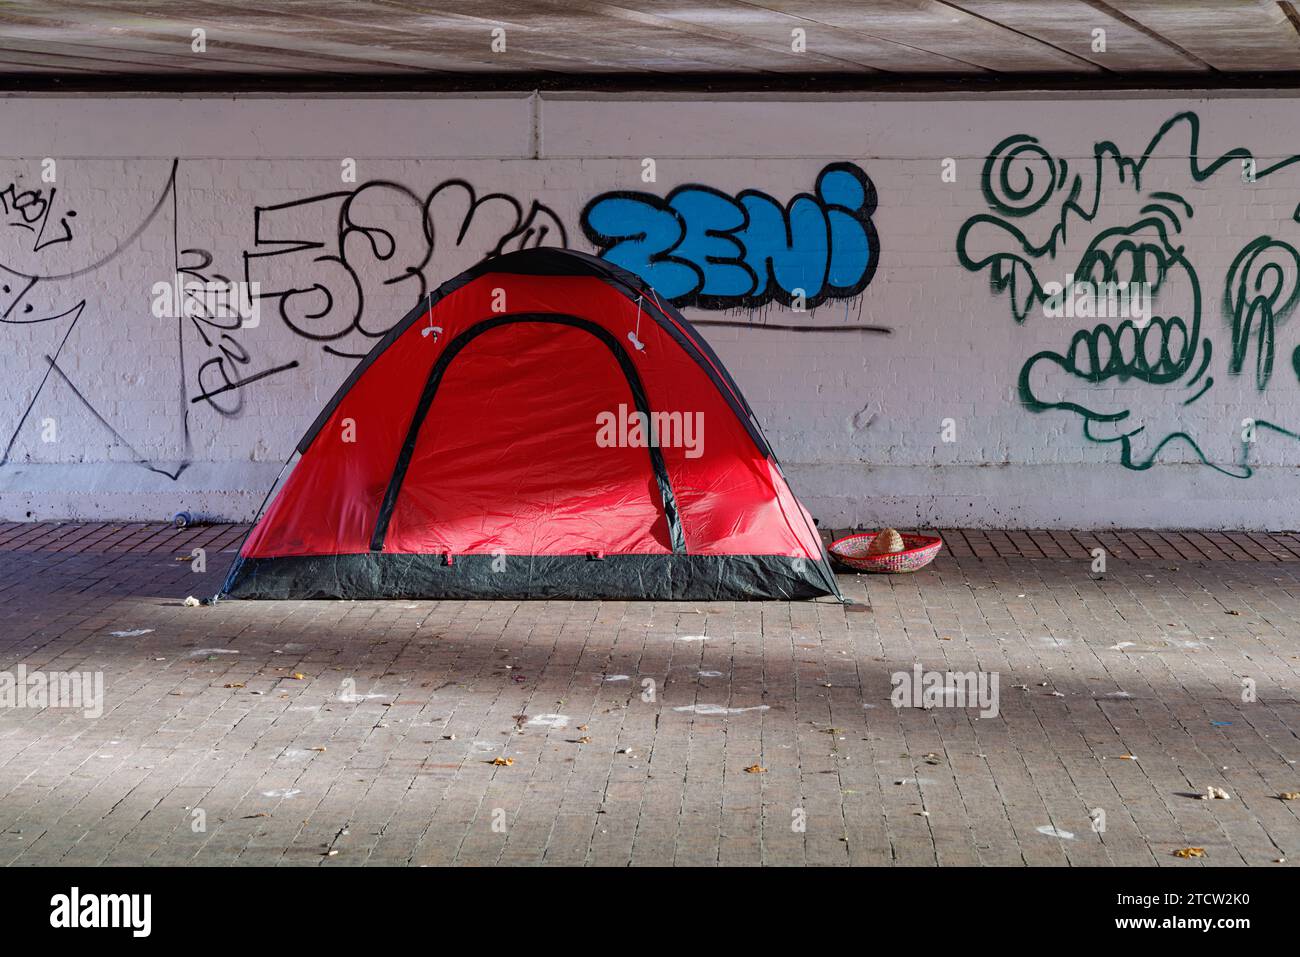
0,1,1295,83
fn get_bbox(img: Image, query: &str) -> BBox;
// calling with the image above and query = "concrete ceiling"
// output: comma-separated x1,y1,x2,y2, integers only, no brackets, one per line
0,1,1297,86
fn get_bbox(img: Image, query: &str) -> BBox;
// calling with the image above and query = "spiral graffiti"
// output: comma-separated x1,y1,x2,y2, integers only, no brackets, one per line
981,134,1058,218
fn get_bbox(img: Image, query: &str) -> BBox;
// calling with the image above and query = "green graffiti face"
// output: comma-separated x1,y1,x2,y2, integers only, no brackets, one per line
957,113,1300,477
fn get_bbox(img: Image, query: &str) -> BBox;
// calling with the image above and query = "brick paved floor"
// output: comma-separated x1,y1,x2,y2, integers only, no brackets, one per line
0,522,1297,866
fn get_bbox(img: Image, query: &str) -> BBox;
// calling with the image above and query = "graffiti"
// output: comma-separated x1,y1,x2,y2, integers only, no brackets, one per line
244,179,566,359
180,248,298,418
957,112,1300,477
1,181,75,253
0,271,83,326
1,301,83,466
1,168,568,486
1224,237,1300,391
2,157,883,497
1,160,191,479
581,162,879,310
0,162,301,475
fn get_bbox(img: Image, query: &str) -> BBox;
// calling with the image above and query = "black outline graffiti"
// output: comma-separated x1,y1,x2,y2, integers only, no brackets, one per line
1,180,76,253
244,179,568,360
0,159,303,479
1,301,83,466
180,247,299,418
2,161,186,477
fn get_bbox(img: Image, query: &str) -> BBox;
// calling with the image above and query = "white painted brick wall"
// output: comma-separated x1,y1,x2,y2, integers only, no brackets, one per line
2,92,1299,529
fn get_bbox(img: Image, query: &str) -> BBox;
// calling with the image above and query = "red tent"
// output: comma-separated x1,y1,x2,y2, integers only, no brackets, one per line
222,249,840,601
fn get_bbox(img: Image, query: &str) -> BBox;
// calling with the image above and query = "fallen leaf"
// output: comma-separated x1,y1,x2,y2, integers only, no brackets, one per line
309,747,327,752
290,673,306,680
224,683,244,689
577,736,591,744
489,757,514,767
743,763,767,774
1201,786,1231,801
1280,792,1300,801
1174,847,1206,858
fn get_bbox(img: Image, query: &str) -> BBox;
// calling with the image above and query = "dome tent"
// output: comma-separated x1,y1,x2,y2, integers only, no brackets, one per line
221,248,841,601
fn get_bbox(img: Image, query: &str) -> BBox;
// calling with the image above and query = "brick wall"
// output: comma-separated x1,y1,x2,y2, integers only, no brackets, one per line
2,92,1299,529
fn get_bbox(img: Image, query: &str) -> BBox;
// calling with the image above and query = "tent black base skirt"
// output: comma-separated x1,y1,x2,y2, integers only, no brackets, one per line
221,552,838,601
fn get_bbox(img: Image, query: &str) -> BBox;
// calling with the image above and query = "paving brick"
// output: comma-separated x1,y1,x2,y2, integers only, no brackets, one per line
0,524,1296,865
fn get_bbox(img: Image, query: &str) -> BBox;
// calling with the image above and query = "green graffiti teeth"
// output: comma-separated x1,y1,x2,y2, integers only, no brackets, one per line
1031,247,1201,389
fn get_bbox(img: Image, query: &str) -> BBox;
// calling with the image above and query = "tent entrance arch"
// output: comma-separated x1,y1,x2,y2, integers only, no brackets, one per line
371,314,686,553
